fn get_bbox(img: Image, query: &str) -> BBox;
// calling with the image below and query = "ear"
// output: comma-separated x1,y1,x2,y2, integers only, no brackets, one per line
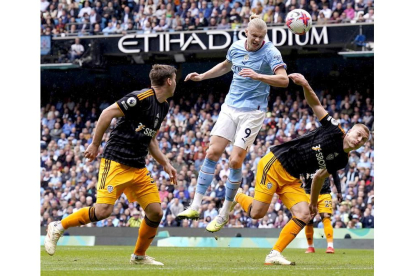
167,78,172,86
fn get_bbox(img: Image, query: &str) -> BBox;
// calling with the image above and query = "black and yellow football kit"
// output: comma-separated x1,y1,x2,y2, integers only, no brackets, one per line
303,171,341,214
254,114,348,207
97,88,169,208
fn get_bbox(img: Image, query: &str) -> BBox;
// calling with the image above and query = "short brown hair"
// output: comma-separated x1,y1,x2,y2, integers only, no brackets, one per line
149,64,177,86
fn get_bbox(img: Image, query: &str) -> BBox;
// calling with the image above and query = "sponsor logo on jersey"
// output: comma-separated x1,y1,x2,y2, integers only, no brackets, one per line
135,123,157,137
121,101,128,110
127,97,137,107
107,185,114,193
312,144,326,170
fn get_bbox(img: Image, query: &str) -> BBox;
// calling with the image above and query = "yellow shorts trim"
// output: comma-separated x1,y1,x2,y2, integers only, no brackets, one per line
254,152,308,210
96,158,160,210
306,193,333,214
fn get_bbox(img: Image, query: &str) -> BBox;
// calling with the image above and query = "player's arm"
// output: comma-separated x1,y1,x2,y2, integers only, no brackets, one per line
332,171,343,202
309,168,330,216
240,67,289,88
149,135,177,184
288,73,327,121
184,60,232,82
84,103,124,161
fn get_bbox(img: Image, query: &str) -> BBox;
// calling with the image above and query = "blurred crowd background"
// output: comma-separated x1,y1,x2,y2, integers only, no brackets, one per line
40,0,374,37
40,82,374,229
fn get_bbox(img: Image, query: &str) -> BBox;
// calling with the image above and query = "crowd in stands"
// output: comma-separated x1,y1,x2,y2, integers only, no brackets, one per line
40,0,374,37
40,85,374,230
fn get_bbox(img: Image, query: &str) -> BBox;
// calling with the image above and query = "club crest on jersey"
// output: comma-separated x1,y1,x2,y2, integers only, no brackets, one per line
127,97,137,107
243,54,249,61
107,185,114,193
326,154,334,160
267,182,272,189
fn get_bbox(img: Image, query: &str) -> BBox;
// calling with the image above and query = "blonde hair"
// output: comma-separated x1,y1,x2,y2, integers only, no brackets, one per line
248,13,267,30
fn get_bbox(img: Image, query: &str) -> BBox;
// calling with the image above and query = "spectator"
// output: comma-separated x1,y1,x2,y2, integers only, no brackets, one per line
343,3,355,20
126,210,143,227
361,207,374,228
363,7,374,23
69,38,84,62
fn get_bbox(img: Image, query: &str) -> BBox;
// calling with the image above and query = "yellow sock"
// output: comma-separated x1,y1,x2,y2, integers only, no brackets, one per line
61,207,98,229
134,216,159,256
305,224,314,246
273,217,306,252
323,217,334,244
235,193,253,213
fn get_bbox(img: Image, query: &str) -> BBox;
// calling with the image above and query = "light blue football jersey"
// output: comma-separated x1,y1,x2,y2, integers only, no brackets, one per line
225,39,286,112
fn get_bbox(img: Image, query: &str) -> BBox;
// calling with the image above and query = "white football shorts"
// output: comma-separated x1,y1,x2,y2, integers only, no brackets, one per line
211,103,266,150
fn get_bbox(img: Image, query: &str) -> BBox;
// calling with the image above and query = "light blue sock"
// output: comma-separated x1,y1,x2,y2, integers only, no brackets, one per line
195,158,217,196
225,168,242,201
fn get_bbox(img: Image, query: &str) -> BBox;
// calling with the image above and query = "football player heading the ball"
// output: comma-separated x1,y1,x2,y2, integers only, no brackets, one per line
44,65,178,266
177,13,289,233
232,73,370,265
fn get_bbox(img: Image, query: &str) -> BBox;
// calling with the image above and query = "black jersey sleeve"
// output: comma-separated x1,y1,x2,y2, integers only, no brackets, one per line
115,92,142,119
319,114,341,129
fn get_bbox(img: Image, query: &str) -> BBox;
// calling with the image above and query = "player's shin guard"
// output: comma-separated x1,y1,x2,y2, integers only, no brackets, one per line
305,222,314,246
192,159,218,209
273,217,306,252
322,217,334,245
61,206,98,229
134,216,160,256
235,193,253,214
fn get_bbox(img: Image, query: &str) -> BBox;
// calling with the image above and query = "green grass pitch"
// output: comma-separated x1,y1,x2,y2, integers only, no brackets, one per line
41,247,374,275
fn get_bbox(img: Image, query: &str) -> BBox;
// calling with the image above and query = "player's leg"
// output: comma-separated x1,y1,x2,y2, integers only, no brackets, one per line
305,219,315,253
234,152,277,219
207,146,247,232
178,106,236,219
127,168,164,265
209,111,264,231
44,158,127,256
266,160,309,265
304,194,315,253
318,193,334,253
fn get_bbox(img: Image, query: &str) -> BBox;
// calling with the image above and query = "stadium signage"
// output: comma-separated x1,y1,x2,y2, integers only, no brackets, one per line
117,26,328,54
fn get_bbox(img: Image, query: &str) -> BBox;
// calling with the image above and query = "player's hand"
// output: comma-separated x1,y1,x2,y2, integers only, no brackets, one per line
239,68,259,80
288,73,309,86
184,72,203,82
309,203,318,218
337,193,343,203
84,143,99,161
163,163,177,185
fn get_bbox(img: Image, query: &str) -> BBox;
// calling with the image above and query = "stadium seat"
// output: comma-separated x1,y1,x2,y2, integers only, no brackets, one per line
353,34,367,50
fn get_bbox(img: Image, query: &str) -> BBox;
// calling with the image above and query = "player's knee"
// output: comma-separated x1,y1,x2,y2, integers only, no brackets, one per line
205,147,221,160
296,211,311,224
94,208,112,220
228,156,243,169
250,208,266,219
322,213,331,219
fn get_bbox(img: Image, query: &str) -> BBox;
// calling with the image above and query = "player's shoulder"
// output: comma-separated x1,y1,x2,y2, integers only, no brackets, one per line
231,39,246,49
263,41,281,53
130,88,155,101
